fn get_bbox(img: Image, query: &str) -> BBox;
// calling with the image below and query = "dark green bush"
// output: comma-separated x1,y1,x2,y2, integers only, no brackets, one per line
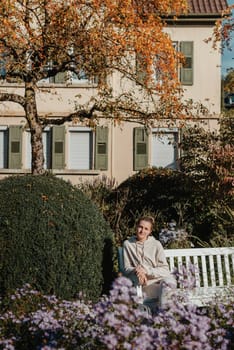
105,167,233,246
0,174,114,301
106,168,195,240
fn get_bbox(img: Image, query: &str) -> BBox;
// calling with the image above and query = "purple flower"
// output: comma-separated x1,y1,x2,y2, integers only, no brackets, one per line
102,334,118,349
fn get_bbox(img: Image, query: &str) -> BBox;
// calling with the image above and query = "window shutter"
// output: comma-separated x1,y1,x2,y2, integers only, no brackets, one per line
95,126,108,170
180,42,193,85
136,53,147,84
8,126,22,169
52,126,65,169
54,72,66,83
133,127,148,171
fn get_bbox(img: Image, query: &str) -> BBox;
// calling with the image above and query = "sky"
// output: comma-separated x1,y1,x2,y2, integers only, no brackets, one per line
221,0,234,76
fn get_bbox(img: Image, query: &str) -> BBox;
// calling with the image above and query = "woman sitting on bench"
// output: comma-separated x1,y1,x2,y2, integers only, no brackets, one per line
122,216,176,311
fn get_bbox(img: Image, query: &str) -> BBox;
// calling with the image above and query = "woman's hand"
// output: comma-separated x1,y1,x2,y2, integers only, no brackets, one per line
135,265,147,285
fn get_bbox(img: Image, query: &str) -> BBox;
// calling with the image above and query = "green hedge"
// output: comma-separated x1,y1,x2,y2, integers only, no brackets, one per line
106,167,233,245
0,174,114,301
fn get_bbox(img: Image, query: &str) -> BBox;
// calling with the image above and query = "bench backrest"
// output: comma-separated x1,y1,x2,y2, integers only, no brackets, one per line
164,247,234,288
118,246,234,289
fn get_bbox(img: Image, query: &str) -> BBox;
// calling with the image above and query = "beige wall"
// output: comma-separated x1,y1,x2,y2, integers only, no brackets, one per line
166,24,221,114
0,21,222,186
0,84,99,116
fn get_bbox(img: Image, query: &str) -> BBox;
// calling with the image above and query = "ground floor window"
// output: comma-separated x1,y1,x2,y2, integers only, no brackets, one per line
151,128,179,169
133,127,179,171
68,127,93,170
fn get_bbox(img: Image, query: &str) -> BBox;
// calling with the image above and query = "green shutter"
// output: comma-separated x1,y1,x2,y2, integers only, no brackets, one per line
136,53,147,84
8,125,22,169
180,42,193,85
95,126,108,170
133,127,148,171
52,126,65,169
54,72,66,83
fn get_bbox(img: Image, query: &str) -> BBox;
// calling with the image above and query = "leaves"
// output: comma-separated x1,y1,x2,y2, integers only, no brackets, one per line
0,0,188,114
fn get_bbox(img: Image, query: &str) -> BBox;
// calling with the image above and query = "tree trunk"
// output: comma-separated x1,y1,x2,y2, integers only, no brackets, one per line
25,82,45,175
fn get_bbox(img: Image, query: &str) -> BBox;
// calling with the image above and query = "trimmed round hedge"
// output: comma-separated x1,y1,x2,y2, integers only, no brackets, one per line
0,174,113,301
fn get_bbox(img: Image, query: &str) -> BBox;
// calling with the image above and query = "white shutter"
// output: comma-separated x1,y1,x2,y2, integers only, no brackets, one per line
152,132,178,169
69,131,91,169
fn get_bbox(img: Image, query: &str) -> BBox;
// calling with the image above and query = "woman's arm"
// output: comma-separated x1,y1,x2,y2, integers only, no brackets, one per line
143,241,170,279
122,241,136,276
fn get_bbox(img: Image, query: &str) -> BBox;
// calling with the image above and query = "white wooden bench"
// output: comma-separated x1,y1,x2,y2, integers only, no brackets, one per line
118,246,234,306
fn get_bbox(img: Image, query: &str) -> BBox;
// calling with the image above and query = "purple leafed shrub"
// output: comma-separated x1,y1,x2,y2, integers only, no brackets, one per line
0,277,233,349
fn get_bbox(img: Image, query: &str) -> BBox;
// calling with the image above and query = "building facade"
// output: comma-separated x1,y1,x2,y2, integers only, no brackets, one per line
0,0,228,186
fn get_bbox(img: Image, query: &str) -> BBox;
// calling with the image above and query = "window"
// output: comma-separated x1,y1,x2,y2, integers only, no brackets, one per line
136,53,147,84
133,127,179,171
136,53,162,84
136,41,194,86
68,126,108,170
68,127,93,170
40,60,94,84
151,129,179,169
180,41,193,85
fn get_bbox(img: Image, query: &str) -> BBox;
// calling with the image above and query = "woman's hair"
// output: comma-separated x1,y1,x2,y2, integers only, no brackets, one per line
136,216,155,230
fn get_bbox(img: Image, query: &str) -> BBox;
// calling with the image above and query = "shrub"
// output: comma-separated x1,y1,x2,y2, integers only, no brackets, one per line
0,174,114,301
0,278,233,349
105,168,199,245
104,165,233,246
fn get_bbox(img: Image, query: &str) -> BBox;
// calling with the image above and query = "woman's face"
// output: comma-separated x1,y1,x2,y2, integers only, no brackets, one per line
136,220,152,242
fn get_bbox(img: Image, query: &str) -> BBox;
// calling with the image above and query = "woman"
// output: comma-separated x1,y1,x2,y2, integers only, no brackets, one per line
123,216,176,309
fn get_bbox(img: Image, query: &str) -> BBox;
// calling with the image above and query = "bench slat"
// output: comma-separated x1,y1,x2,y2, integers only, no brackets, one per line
177,256,183,274
217,255,224,286
209,255,216,287
169,256,175,271
192,255,201,287
201,255,208,287
224,254,231,285
185,256,191,270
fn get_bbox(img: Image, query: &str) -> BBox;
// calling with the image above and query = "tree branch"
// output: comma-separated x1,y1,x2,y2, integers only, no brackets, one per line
0,92,26,108
42,103,99,125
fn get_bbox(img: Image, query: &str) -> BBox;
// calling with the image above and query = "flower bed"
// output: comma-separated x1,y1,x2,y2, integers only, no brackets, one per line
0,278,233,349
